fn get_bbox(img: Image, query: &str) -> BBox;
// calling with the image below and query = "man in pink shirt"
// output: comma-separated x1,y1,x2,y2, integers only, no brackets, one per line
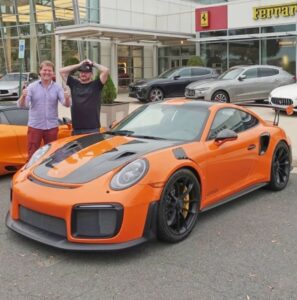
18,60,71,158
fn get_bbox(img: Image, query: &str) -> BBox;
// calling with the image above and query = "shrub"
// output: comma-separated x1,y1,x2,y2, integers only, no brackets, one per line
187,56,204,66
100,74,117,104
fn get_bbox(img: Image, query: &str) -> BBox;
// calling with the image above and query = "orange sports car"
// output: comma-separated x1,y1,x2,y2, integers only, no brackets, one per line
6,99,292,250
0,105,72,176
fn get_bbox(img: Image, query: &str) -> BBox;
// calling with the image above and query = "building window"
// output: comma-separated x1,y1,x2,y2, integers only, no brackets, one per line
261,38,296,75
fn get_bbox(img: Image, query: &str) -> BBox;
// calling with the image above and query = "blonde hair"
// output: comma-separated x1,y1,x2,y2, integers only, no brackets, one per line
39,60,54,71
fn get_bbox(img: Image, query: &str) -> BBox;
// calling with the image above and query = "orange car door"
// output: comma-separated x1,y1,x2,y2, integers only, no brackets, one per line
11,124,28,160
201,108,259,208
0,124,25,166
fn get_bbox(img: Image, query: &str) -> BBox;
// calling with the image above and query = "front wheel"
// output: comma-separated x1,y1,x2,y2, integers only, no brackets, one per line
148,88,164,102
157,169,200,243
211,90,229,103
267,141,291,191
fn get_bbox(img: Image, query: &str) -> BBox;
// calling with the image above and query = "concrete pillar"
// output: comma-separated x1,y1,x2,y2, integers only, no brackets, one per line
55,34,62,84
29,0,37,72
152,44,158,77
110,41,118,91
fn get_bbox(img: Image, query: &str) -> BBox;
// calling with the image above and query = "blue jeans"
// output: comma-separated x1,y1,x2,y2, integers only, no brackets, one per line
72,128,99,136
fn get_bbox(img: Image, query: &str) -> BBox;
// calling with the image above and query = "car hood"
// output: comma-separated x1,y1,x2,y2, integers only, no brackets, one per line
0,81,19,89
130,77,172,86
32,133,181,184
186,78,223,89
270,83,297,98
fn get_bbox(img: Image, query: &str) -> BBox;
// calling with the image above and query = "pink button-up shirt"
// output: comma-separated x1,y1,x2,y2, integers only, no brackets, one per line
18,80,66,130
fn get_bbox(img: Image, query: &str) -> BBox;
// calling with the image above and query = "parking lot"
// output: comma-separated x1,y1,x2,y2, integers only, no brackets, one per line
1,96,297,299
1,173,297,299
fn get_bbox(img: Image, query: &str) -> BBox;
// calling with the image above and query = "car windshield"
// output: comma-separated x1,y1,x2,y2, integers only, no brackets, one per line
218,68,244,80
1,73,28,81
158,68,180,79
111,102,209,141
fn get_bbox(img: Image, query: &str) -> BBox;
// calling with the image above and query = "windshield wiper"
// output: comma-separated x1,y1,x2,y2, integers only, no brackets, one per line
131,134,167,140
105,130,134,136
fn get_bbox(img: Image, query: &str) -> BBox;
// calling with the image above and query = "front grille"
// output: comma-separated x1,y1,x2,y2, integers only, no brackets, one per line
19,206,66,237
129,86,137,92
0,90,9,94
186,89,195,97
271,97,293,106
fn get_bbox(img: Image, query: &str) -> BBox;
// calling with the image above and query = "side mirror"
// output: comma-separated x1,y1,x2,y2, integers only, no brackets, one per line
214,129,238,146
173,75,181,80
238,75,246,81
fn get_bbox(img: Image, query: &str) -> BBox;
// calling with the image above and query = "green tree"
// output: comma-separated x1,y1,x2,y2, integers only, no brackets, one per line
187,56,204,66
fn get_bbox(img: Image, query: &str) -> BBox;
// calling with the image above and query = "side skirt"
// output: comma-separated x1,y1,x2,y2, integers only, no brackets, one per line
201,182,268,212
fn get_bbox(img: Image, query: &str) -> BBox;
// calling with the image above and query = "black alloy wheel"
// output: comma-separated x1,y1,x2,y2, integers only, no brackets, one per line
267,141,291,191
211,90,229,103
148,88,164,102
157,169,200,243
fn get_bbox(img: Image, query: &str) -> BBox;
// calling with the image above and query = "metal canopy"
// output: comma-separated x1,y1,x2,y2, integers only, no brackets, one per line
55,23,195,45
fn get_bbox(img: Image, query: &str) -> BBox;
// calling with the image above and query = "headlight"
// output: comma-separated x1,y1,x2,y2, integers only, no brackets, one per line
110,159,148,190
136,84,148,89
196,87,210,91
25,144,51,169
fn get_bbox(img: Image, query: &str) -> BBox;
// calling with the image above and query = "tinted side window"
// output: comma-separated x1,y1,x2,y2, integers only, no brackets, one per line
3,109,29,125
178,68,191,77
259,68,279,77
242,68,258,79
192,68,211,76
208,108,244,140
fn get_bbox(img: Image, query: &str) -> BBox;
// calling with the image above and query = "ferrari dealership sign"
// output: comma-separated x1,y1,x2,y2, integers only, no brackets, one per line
253,2,297,20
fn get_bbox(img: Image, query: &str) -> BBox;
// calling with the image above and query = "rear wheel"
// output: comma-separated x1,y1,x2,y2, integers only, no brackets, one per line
148,88,164,102
267,141,291,191
157,169,200,243
211,90,229,103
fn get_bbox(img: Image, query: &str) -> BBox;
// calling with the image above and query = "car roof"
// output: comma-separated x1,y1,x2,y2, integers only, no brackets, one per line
231,65,282,70
160,98,219,109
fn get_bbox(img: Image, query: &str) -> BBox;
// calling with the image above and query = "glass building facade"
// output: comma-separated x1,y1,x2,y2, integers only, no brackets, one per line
0,0,100,75
198,23,297,75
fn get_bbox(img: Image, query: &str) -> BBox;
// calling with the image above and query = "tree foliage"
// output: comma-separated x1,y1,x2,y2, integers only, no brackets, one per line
187,56,204,66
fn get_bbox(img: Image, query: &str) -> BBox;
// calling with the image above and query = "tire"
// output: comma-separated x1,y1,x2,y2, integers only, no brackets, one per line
266,141,291,191
157,169,200,243
211,90,229,103
148,88,164,102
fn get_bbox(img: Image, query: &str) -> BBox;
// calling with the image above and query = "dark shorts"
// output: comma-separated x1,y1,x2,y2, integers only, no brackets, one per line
72,128,99,136
27,127,58,159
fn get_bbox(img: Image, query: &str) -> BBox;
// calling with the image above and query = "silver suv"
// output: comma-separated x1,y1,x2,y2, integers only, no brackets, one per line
185,65,295,103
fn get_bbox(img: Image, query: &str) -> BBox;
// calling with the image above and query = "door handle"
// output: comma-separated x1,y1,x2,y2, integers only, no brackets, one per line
247,144,256,150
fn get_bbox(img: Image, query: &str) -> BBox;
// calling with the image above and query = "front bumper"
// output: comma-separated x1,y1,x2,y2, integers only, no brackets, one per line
128,86,149,101
6,201,158,251
6,213,147,251
184,88,211,100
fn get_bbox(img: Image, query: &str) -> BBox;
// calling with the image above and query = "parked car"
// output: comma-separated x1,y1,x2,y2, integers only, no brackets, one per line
185,65,295,103
269,83,297,113
0,72,39,100
0,105,72,176
6,99,292,251
129,66,219,102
